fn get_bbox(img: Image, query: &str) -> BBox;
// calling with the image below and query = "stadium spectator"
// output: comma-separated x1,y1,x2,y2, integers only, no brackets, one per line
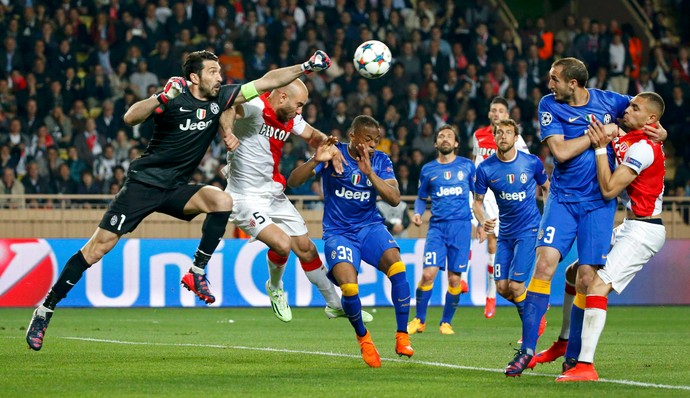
44,105,73,148
23,161,53,207
74,118,105,168
52,163,77,196
0,166,24,208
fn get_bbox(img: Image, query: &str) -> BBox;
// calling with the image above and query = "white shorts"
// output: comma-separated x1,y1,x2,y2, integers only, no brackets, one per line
598,219,666,294
483,189,500,236
226,190,308,239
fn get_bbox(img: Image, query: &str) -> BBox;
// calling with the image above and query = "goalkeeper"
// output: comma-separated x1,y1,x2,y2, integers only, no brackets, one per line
26,49,333,351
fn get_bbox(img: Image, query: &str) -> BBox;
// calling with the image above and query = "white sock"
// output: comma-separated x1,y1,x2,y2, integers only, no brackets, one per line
486,253,496,298
560,286,575,340
579,307,607,363
267,255,286,290
37,305,53,317
190,265,205,275
305,266,341,309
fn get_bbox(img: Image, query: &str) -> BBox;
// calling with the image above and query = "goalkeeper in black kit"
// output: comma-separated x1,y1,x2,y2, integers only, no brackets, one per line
26,49,333,351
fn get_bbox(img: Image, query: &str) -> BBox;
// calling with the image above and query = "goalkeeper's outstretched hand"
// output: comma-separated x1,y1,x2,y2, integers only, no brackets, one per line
301,50,331,74
157,76,187,104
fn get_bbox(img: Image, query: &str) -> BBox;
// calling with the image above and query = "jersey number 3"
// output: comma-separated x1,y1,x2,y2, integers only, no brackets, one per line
336,246,353,262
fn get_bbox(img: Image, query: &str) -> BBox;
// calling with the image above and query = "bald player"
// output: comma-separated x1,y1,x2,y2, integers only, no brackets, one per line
223,79,373,323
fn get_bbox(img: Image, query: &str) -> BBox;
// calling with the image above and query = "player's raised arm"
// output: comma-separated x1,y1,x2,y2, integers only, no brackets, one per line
124,76,186,126
300,124,345,174
642,121,668,143
219,106,239,151
588,121,635,199
287,136,337,188
233,50,331,105
543,134,593,164
355,143,400,206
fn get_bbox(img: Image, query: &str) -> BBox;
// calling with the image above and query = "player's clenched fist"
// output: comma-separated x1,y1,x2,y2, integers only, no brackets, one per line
157,76,187,104
224,131,239,151
301,50,331,74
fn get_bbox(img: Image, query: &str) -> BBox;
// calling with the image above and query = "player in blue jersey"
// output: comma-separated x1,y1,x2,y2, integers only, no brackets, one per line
287,115,414,368
406,125,476,336
472,119,550,331
504,57,633,376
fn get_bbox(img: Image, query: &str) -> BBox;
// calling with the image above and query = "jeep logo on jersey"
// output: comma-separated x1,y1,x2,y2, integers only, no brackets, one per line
0,239,57,306
520,173,528,184
499,191,527,201
351,174,361,185
197,109,206,119
210,103,219,114
180,119,211,131
436,186,463,197
259,124,291,142
335,187,370,201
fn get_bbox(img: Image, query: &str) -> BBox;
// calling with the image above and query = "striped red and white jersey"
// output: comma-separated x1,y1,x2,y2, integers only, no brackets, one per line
613,130,665,216
225,93,306,195
472,125,529,167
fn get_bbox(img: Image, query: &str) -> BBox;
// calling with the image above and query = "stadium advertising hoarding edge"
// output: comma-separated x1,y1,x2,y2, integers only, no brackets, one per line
1,238,688,307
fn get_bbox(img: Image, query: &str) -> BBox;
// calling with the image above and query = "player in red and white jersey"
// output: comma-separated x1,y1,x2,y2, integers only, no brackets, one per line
224,79,372,324
472,96,529,318
557,92,667,382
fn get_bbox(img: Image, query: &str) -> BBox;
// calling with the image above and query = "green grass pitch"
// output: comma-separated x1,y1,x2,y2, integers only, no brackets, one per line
1,306,688,397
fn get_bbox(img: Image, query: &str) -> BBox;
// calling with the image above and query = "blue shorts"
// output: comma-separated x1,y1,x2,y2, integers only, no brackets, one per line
423,220,472,273
537,198,616,266
495,233,537,283
324,223,400,274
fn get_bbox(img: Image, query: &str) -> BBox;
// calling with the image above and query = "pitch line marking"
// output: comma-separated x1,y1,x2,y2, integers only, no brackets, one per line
62,336,690,391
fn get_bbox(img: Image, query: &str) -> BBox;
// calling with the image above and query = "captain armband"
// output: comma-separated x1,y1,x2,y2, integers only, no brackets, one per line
240,82,260,101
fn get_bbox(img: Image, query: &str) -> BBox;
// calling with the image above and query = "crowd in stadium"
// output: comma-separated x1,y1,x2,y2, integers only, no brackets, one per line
1,0,690,208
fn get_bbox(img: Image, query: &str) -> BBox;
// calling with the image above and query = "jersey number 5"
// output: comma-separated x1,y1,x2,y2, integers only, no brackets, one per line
252,212,266,225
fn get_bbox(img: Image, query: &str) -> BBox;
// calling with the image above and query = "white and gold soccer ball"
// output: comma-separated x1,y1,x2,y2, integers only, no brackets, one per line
353,40,392,79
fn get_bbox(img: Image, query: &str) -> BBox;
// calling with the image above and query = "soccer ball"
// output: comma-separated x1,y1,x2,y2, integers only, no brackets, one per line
353,40,392,79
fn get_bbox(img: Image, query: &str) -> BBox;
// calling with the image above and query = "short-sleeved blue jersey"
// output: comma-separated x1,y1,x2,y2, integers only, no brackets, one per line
539,88,630,203
475,151,548,239
316,142,396,239
418,157,476,222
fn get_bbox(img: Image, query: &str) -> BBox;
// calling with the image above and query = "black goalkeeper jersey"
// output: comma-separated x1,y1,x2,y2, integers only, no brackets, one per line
127,84,240,189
